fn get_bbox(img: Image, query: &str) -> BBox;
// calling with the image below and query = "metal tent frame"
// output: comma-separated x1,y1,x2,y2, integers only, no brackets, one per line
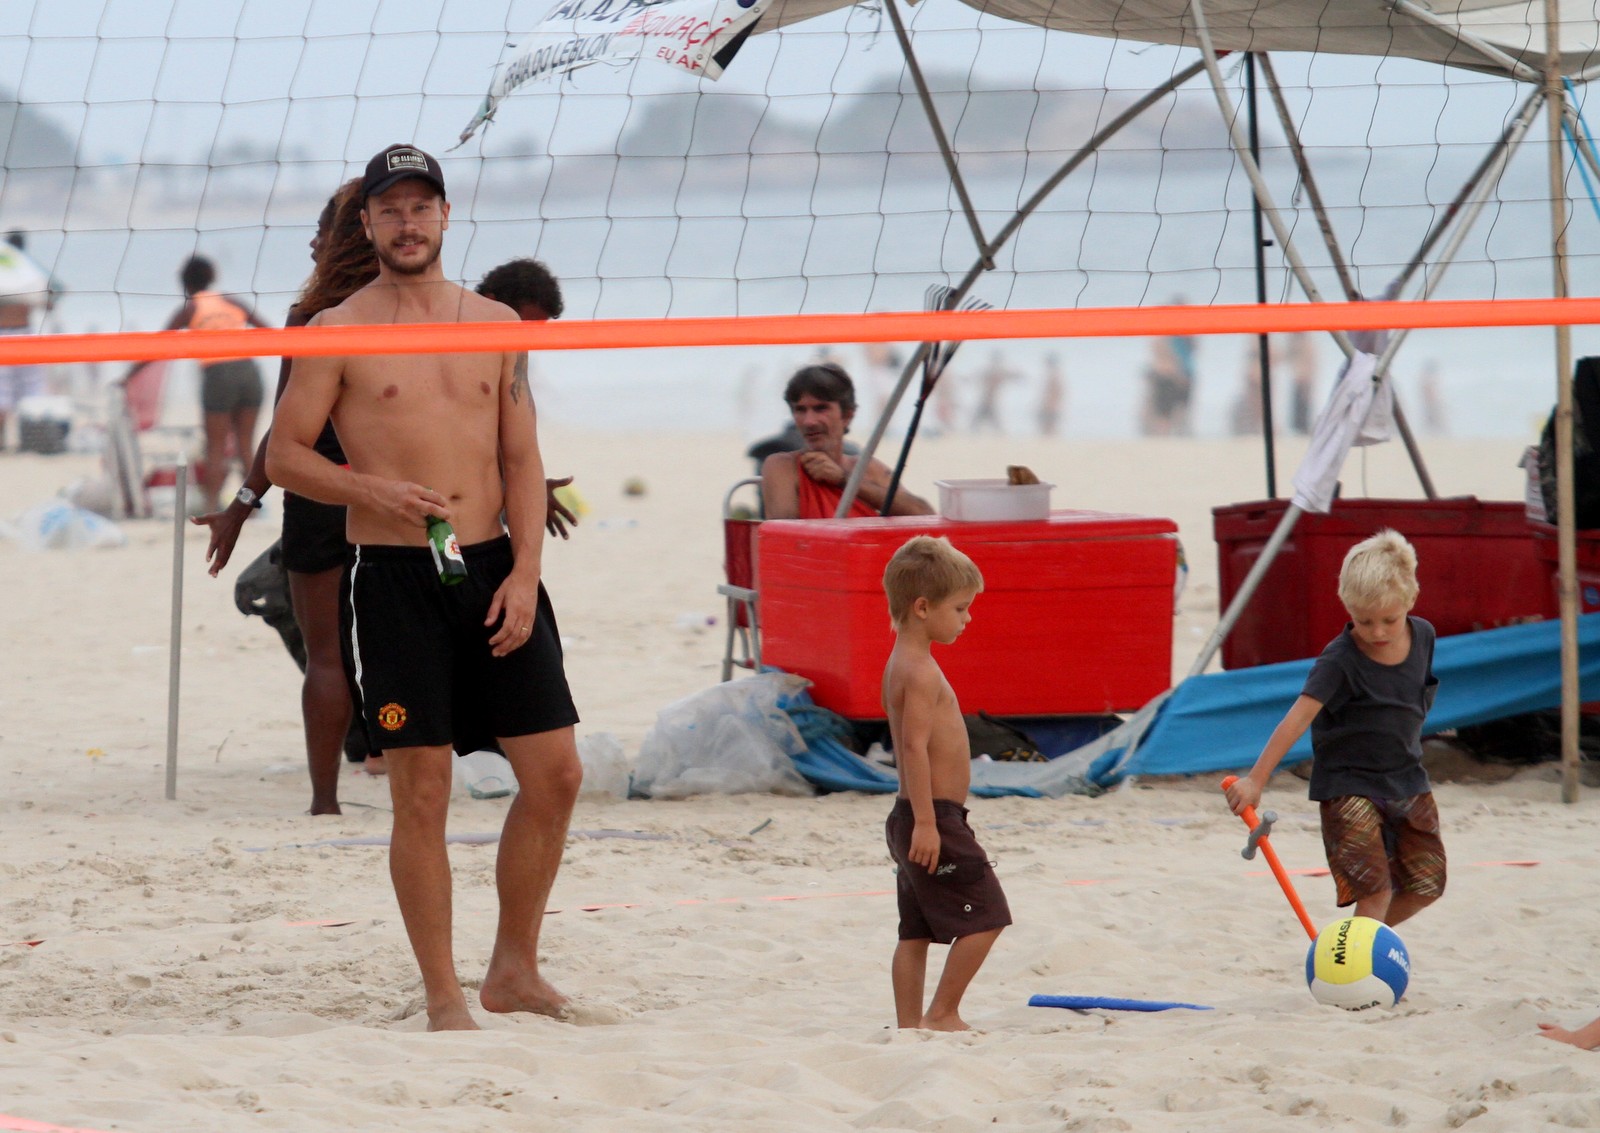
817,0,1600,798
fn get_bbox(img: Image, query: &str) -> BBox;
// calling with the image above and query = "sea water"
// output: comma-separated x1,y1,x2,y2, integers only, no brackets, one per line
20,160,1597,444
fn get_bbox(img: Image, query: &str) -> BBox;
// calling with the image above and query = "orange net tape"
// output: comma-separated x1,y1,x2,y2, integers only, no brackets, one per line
3,296,1598,367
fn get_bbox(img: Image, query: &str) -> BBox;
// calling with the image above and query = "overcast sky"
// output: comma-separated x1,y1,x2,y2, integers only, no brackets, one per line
2,0,1592,325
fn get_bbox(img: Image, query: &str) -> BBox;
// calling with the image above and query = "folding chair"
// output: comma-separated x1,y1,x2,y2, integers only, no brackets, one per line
110,358,208,518
719,477,763,681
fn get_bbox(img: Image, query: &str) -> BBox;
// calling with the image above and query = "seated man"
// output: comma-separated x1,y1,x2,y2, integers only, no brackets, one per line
760,362,934,520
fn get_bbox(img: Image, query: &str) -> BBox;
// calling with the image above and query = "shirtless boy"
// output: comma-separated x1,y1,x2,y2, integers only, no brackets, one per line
266,144,582,1031
881,535,1011,1031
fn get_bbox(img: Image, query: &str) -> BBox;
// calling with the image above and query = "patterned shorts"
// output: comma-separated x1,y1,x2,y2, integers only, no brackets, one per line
1319,792,1447,907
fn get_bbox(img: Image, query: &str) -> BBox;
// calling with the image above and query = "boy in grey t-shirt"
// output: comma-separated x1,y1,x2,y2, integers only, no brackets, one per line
1225,529,1446,928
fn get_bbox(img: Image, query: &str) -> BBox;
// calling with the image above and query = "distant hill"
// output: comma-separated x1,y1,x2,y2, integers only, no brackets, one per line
0,90,78,169
614,67,1243,164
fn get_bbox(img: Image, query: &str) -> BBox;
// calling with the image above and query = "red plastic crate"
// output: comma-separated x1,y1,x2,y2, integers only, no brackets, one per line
758,511,1178,719
1529,522,1600,612
1213,497,1554,670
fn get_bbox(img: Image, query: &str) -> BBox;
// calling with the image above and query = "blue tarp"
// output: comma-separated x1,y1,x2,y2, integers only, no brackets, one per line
1104,613,1600,785
783,614,1600,797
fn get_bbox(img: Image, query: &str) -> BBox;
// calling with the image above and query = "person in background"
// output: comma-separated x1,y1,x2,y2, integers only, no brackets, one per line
474,258,579,538
1037,352,1065,437
1286,332,1319,434
477,257,563,322
140,255,269,512
968,350,1017,433
0,232,56,451
760,362,933,519
1139,301,1197,436
192,181,381,810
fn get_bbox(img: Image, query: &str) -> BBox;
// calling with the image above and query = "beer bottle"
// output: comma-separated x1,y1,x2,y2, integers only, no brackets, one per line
426,516,468,586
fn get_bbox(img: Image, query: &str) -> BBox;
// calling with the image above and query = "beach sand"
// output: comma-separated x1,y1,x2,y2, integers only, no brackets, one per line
3,428,1598,1132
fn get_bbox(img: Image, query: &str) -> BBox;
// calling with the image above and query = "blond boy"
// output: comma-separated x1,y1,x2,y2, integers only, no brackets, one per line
881,535,1011,1031
1225,529,1446,926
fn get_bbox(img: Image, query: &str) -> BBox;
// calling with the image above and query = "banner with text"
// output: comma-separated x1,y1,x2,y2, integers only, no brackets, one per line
458,0,768,144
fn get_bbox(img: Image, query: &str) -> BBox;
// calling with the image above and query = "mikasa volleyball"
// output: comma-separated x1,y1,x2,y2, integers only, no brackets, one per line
1306,916,1411,1010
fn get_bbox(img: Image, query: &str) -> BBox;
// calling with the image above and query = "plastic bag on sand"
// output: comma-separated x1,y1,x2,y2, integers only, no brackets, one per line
633,672,815,799
5,501,126,551
577,731,632,799
454,749,515,800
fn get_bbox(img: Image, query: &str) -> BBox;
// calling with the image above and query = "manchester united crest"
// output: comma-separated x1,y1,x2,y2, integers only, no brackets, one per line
377,702,408,731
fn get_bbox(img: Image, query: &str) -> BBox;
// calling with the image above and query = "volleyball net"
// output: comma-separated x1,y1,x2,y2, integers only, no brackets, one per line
2,296,1599,369
3,0,1598,438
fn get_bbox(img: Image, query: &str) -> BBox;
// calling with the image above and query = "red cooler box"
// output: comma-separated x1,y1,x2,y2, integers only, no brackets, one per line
1213,497,1554,670
758,511,1178,719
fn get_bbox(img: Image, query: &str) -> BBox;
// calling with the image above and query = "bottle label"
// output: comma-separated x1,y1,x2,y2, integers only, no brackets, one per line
427,519,468,584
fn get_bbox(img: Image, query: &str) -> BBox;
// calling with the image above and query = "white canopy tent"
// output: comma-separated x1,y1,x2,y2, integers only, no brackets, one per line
748,0,1600,800
469,0,1600,795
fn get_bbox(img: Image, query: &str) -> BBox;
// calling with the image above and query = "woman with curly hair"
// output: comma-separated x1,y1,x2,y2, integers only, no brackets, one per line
192,179,381,813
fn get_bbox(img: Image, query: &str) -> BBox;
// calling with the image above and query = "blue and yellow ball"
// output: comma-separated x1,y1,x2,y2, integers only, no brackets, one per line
1305,916,1410,1010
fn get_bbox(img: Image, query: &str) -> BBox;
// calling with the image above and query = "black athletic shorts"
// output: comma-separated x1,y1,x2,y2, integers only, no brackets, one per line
342,535,579,754
886,797,1012,945
281,492,349,575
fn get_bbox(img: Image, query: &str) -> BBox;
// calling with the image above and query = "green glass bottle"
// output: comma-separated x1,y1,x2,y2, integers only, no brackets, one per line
426,516,468,586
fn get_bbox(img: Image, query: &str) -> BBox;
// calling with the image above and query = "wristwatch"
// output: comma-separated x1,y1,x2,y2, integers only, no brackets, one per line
235,487,264,510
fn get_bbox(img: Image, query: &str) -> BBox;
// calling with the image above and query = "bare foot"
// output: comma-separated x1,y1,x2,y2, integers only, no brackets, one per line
362,755,388,777
427,1000,480,1032
1538,1021,1600,1050
479,965,570,1019
920,1011,973,1032
309,800,341,816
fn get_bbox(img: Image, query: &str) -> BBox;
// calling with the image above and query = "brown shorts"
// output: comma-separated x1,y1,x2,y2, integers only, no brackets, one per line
886,797,1012,945
1319,792,1447,908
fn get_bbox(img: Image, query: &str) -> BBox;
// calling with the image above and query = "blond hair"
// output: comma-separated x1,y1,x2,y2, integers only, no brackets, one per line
883,535,984,626
1338,528,1419,613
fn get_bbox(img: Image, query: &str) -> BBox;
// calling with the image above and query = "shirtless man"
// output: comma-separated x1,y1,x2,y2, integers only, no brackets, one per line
266,144,581,1031
760,362,934,519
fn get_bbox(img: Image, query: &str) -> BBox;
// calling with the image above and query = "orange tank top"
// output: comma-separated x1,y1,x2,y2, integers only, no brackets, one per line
187,291,249,363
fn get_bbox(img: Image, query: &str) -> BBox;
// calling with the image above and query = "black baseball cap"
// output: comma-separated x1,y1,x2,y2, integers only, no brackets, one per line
362,144,446,201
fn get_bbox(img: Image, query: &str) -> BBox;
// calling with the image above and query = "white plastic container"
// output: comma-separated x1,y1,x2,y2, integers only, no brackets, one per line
934,479,1053,522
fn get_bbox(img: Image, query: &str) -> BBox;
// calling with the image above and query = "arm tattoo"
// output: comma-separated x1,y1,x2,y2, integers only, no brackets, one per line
509,352,532,412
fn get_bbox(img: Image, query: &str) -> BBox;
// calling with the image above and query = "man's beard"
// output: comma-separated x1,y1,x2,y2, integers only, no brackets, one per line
376,236,441,276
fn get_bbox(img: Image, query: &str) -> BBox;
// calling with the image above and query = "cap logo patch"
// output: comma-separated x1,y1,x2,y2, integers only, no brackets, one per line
387,150,428,173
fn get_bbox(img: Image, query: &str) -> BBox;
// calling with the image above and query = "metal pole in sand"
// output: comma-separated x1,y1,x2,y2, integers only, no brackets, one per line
165,454,187,800
1542,0,1580,803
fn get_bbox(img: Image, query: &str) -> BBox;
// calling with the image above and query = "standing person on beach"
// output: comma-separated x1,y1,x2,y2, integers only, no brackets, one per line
1037,352,1065,437
1225,529,1446,928
760,362,934,519
1139,302,1197,436
192,181,381,811
474,257,581,538
968,350,1017,434
194,236,579,811
143,256,269,512
0,232,54,452
882,536,1011,1031
477,257,563,322
267,144,582,1031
